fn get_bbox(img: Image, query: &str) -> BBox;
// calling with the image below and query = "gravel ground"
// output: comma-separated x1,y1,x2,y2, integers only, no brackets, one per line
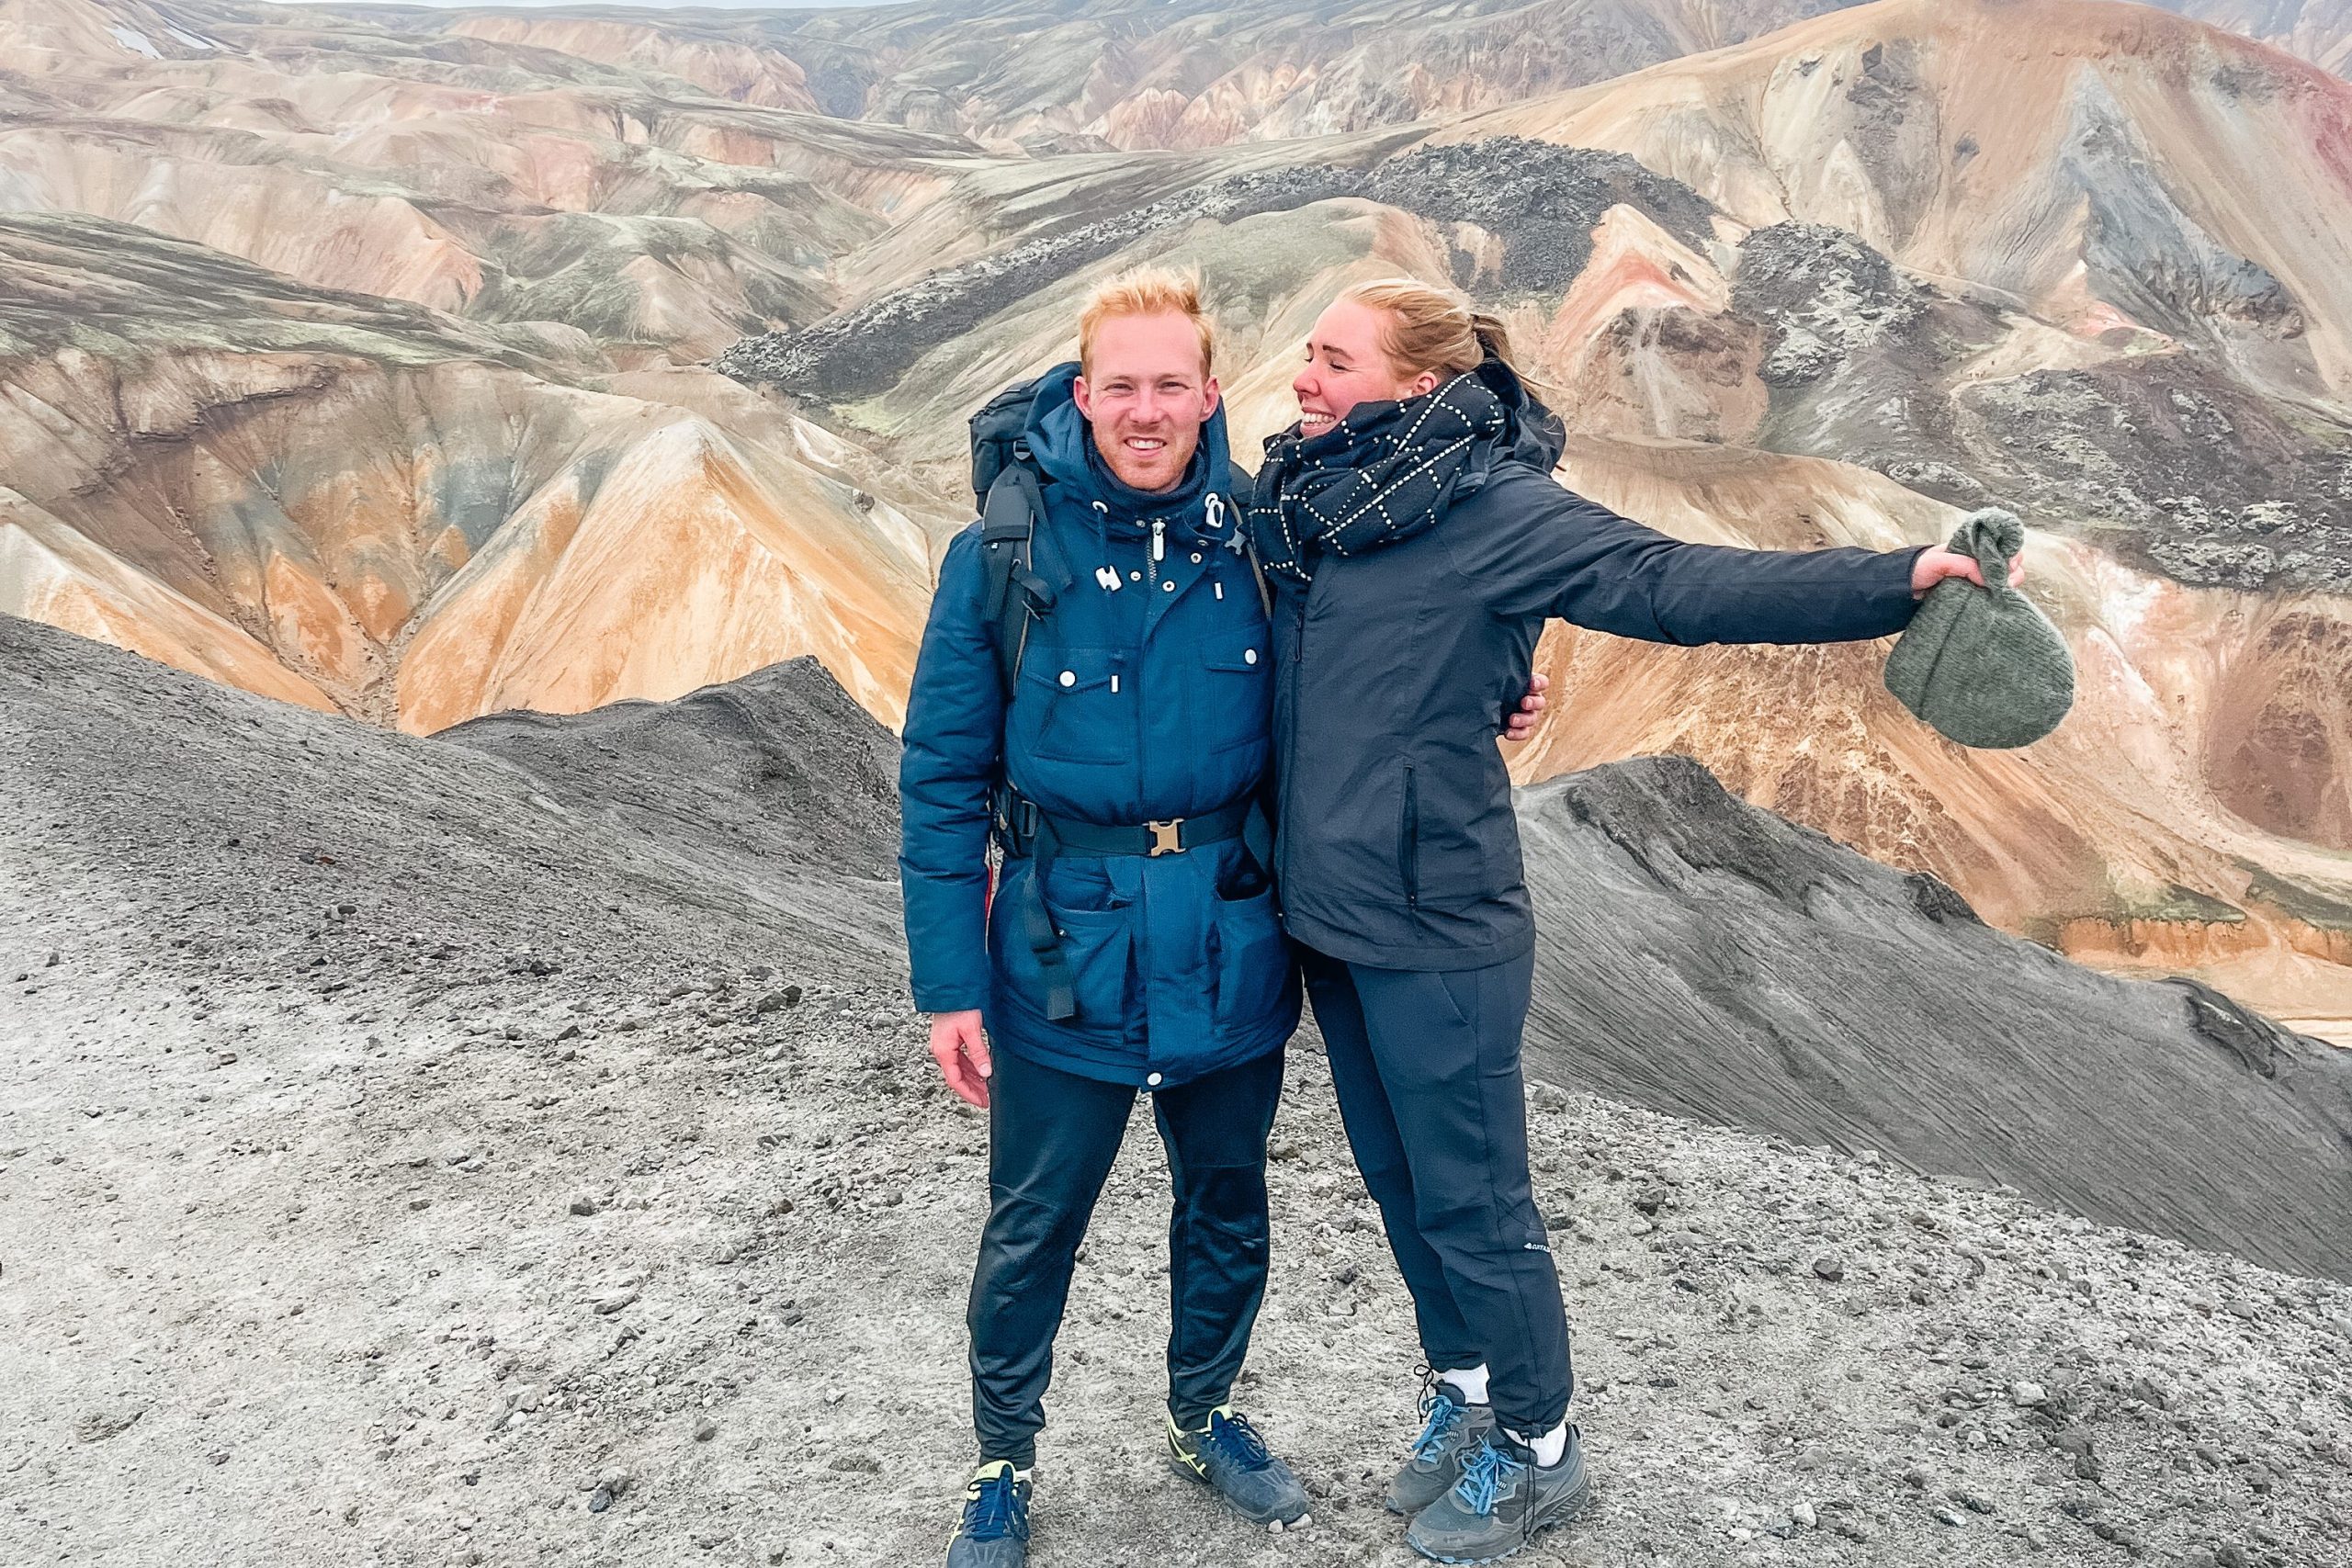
5,618,2349,1568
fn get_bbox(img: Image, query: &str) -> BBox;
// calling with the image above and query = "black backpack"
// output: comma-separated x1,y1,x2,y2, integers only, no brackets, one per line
969,377,1059,702
967,376,1268,698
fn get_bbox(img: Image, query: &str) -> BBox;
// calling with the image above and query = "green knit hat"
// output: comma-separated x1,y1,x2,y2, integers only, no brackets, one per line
1883,508,2075,750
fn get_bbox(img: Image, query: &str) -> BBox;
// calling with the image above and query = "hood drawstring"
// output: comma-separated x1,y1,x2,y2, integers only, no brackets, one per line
1207,491,1245,553
1091,501,1122,592
1204,491,1226,536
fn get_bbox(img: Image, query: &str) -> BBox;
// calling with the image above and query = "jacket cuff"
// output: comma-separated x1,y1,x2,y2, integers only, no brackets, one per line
911,981,989,1014
1872,544,1932,630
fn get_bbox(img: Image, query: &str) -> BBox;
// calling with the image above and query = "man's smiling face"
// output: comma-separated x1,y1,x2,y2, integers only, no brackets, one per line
1072,310,1220,494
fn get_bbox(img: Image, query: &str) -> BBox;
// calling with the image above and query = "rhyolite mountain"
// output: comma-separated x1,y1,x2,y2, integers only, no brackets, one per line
4,0,2349,1040
0,214,936,731
404,0,2352,148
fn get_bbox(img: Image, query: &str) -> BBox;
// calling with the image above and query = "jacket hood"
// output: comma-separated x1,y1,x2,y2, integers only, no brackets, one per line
1469,355,1566,479
1023,361,1237,542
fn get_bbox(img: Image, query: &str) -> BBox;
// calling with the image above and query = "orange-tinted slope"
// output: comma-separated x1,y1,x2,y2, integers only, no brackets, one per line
0,216,934,733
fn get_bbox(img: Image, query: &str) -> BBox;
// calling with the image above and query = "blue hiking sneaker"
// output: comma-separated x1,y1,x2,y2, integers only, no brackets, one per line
1386,1376,1497,1515
944,1460,1030,1567
1406,1428,1590,1563
1166,1405,1313,1529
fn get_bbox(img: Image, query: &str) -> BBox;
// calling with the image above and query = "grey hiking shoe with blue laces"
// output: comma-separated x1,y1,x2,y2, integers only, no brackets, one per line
1406,1428,1590,1564
1167,1405,1312,1529
1386,1377,1497,1515
944,1460,1030,1567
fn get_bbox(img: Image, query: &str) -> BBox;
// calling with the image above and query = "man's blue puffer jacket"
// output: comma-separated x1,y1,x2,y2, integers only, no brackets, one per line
899,365,1301,1087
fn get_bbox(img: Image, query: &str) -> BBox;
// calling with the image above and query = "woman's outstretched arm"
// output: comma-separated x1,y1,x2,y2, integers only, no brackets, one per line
1447,471,1936,646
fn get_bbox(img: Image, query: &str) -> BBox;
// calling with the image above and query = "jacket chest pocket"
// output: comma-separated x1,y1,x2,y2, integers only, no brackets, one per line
1016,646,1136,766
1193,638,1272,755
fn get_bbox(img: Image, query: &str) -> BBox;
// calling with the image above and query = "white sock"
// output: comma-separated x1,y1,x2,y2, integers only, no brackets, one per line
1508,1420,1568,1468
1439,1363,1491,1405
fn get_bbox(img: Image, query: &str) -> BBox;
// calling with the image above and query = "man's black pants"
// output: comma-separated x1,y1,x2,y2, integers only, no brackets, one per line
967,1043,1284,1466
1301,944,1575,1437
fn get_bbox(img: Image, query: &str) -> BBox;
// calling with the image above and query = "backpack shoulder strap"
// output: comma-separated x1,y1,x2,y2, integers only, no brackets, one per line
977,456,1055,699
1221,460,1274,620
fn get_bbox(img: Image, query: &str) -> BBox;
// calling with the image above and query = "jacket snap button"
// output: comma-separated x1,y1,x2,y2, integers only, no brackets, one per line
1146,1072,1163,1087
1244,648,1259,664
1058,670,1076,687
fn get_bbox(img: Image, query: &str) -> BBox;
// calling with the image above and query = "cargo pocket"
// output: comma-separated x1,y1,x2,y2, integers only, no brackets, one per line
995,861,1135,1025
1046,897,1135,1025
1210,883,1287,1031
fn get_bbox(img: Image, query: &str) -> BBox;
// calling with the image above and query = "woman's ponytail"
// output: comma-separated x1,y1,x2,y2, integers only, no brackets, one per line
1468,310,1515,373
1339,279,1521,380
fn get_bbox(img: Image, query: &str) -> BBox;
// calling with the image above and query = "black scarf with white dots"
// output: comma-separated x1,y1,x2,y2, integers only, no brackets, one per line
1246,369,1509,585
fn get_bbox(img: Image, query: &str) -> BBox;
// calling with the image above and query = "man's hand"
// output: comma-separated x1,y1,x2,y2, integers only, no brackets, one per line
1504,672,1549,742
1912,544,2027,600
930,1010,992,1108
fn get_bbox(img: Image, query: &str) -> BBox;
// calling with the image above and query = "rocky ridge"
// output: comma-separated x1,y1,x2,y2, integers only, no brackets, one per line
1725,218,2352,598
445,657,906,883
1519,753,2352,1280
716,138,1719,404
1441,0,2352,594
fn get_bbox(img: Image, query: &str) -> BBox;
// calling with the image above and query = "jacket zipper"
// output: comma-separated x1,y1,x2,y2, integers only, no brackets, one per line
1399,763,1419,909
1140,520,1165,865
1136,526,1152,796
1134,525,1155,1076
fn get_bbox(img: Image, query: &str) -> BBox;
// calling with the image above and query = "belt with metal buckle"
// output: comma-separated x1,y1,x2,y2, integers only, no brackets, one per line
1002,794,1252,860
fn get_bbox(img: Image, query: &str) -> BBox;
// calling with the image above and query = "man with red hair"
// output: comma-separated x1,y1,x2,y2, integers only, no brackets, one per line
899,266,1308,1565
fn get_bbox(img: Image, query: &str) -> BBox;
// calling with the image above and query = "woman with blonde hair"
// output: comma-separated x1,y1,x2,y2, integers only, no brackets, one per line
1245,277,2016,1563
